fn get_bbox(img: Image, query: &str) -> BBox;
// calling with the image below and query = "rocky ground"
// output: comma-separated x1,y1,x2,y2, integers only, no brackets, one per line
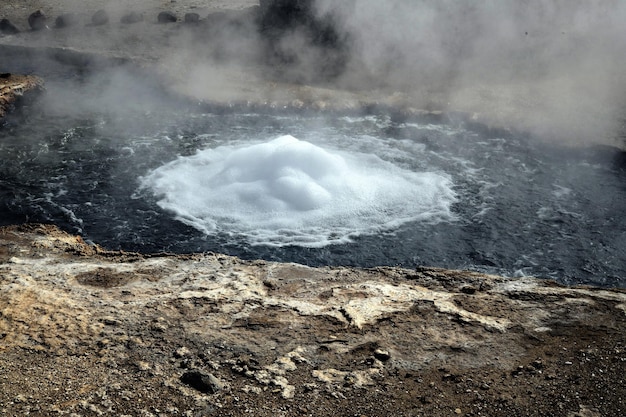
0,224,625,416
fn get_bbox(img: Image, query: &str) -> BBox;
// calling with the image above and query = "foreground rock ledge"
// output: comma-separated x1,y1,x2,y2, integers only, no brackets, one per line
0,224,624,416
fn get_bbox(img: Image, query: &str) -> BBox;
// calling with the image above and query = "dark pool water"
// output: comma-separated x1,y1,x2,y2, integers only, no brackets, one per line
1,70,625,288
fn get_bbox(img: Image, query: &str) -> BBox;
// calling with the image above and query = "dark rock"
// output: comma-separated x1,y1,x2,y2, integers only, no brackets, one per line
121,12,143,25
157,11,177,24
184,13,200,24
55,13,80,29
91,9,109,26
374,348,391,362
0,19,20,35
28,10,47,31
180,370,224,394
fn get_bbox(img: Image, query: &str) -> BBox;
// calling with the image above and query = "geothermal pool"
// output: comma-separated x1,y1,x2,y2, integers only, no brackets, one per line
1,77,625,288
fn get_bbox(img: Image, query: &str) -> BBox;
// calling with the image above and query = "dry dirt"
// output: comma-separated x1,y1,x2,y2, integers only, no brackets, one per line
0,224,625,417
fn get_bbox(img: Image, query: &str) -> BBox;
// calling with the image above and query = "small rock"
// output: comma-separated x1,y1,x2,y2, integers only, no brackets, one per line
14,394,28,403
157,11,177,23
28,10,47,31
136,361,151,371
419,395,432,404
121,12,143,24
242,384,263,394
55,13,80,28
455,408,463,415
174,346,192,358
91,9,109,26
102,316,118,326
97,338,111,348
374,348,391,362
180,370,225,394
0,19,20,35
460,285,477,294
184,13,200,23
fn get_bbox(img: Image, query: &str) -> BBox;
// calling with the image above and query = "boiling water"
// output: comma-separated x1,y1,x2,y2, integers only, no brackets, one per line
1,78,625,288
139,134,457,247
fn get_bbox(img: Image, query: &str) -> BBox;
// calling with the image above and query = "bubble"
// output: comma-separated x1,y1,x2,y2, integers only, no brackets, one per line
140,135,457,246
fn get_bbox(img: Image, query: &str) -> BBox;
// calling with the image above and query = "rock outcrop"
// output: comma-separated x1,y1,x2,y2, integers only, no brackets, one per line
0,73,43,119
0,224,624,416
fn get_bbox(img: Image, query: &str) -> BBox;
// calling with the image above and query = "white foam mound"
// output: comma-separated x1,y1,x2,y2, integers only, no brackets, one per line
140,135,457,247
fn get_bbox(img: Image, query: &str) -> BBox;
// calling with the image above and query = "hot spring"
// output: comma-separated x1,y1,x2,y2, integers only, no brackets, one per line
1,71,625,288
139,134,457,247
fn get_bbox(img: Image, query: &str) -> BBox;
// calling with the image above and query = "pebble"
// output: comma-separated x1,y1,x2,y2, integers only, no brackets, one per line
102,316,119,326
374,348,391,362
157,11,177,24
180,370,225,394
174,346,192,358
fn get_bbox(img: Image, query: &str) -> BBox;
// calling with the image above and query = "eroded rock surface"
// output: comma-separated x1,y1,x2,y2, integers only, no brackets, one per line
0,73,43,119
0,224,624,416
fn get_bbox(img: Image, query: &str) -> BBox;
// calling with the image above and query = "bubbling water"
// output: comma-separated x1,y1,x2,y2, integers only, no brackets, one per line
140,135,457,247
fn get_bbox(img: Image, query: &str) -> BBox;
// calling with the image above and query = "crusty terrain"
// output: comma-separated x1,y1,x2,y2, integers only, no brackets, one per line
1,224,624,416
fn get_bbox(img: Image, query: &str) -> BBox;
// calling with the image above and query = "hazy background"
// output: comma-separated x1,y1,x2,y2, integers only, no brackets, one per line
309,0,626,144
2,0,626,144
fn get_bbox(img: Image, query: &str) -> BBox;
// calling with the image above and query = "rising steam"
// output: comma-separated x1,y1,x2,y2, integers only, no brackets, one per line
310,0,626,143
4,0,626,144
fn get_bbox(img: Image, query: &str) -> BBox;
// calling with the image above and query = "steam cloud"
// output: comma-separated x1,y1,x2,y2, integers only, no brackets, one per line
159,0,626,144
5,0,626,144
310,0,626,143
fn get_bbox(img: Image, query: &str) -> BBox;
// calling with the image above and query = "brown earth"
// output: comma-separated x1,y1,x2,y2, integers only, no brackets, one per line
0,224,625,416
